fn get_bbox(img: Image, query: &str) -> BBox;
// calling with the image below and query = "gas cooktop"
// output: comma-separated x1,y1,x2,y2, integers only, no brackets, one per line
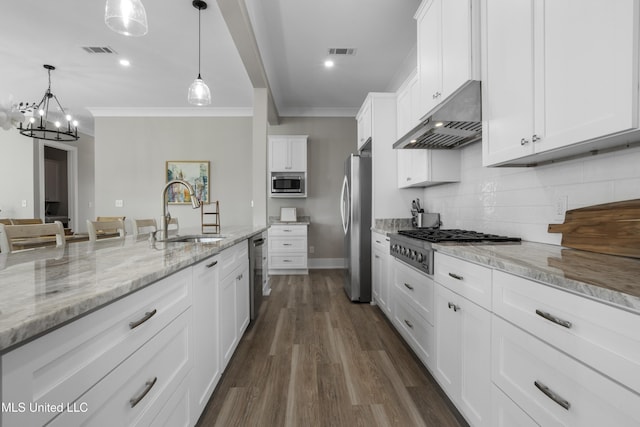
397,228,521,243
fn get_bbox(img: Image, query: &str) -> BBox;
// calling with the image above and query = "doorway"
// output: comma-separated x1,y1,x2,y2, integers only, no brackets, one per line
38,140,78,232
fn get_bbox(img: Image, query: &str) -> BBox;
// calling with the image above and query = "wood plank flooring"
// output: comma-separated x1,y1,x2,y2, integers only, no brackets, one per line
196,269,465,427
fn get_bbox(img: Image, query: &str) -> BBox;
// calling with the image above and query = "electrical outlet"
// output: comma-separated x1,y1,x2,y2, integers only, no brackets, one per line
554,195,568,222
115,199,124,208
21,200,27,208
309,246,315,254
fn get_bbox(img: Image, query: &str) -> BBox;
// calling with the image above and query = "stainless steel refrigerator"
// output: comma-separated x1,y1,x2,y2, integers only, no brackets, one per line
340,153,372,302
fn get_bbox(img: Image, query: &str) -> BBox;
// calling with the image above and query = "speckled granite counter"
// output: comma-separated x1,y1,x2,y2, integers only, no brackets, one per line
0,225,266,353
371,218,413,235
268,215,311,225
433,241,640,315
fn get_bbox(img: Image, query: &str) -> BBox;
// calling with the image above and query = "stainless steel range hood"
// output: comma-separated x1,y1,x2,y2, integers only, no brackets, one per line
393,80,482,150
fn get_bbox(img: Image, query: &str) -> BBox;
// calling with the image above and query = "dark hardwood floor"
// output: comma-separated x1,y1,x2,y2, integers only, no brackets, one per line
196,269,464,427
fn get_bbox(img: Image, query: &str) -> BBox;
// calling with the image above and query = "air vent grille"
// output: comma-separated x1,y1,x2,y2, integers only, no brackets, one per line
82,46,117,54
328,48,357,56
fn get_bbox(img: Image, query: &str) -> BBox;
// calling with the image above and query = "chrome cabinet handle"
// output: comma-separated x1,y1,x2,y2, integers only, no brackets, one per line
404,319,414,329
448,272,463,281
283,259,292,263
404,283,414,291
130,377,157,408
406,177,411,181
206,260,218,268
521,138,529,145
283,243,293,246
375,240,382,244
536,309,572,329
375,255,380,259
534,380,570,410
448,302,460,312
237,273,243,280
532,134,541,142
129,309,157,330
283,229,292,232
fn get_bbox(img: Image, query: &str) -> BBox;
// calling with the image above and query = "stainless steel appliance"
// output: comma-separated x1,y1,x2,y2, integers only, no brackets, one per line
390,228,521,275
271,172,305,195
340,153,372,302
250,232,266,320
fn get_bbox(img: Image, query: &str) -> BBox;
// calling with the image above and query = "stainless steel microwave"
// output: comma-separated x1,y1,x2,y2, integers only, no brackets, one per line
271,172,305,195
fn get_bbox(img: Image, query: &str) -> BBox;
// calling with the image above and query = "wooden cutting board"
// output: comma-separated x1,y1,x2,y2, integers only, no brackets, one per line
548,199,640,258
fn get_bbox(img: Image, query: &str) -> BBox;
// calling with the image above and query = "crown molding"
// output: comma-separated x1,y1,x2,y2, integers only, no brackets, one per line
87,107,254,117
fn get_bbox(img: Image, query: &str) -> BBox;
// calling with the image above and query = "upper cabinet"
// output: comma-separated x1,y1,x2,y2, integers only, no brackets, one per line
356,100,373,150
482,0,640,166
269,135,307,172
415,0,480,120
396,70,421,139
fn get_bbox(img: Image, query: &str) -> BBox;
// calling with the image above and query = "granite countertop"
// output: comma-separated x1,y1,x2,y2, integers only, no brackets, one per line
371,218,414,236
269,215,311,225
0,225,266,353
433,241,640,315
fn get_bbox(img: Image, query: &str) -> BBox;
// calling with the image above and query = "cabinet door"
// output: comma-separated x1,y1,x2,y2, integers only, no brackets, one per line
269,136,290,171
288,137,307,171
236,262,250,337
417,0,442,116
441,0,474,97
219,271,237,369
481,0,535,166
435,284,462,397
357,99,372,149
191,256,220,419
534,0,638,154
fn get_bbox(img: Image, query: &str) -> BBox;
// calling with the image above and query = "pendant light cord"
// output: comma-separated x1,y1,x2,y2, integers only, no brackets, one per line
197,6,202,79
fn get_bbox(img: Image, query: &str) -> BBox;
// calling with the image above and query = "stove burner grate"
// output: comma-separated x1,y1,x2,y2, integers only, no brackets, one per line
397,228,521,243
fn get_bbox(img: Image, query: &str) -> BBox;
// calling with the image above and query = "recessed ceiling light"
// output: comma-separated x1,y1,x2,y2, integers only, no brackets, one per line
119,59,131,67
324,60,334,68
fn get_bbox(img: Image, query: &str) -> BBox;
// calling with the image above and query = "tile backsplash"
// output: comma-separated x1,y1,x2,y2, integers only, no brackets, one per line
421,143,640,244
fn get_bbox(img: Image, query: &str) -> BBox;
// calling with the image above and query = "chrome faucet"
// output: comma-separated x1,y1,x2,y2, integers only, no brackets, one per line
158,179,201,240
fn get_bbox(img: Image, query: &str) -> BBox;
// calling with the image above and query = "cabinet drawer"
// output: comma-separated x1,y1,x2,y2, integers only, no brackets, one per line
493,270,640,393
268,225,307,237
434,252,492,309
269,254,307,269
371,232,390,251
49,310,191,426
394,259,435,325
393,291,434,370
1,268,192,427
492,316,640,427
492,384,538,427
220,240,248,279
269,236,307,252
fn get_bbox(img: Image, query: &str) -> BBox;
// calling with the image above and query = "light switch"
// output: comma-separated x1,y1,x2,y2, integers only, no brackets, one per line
115,200,124,208
21,200,27,208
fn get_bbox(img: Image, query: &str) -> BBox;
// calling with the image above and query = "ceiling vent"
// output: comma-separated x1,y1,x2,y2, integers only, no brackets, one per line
328,48,357,56
82,46,117,54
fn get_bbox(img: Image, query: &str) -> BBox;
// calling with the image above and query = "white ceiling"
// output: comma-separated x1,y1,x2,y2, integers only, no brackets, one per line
0,0,419,136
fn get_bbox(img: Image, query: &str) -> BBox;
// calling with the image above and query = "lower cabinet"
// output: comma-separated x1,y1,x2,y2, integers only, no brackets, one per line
435,283,492,427
268,224,308,275
371,231,392,317
491,384,538,427
191,255,220,420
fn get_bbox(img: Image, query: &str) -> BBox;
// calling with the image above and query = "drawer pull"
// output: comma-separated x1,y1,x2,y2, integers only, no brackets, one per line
283,259,292,263
404,283,414,291
129,309,157,330
375,255,380,259
130,377,157,408
404,319,414,329
237,273,243,280
376,240,382,244
448,272,463,281
283,229,292,232
448,302,460,312
535,309,572,329
534,380,570,410
206,260,218,268
283,243,293,246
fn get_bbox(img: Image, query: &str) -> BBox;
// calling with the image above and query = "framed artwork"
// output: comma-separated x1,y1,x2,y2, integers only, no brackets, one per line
166,160,210,204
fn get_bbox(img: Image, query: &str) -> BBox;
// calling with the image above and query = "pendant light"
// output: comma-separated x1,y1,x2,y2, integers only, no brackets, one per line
188,0,211,106
105,0,148,37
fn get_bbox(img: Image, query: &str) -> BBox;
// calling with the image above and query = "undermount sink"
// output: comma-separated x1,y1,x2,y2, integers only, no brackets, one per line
163,235,225,243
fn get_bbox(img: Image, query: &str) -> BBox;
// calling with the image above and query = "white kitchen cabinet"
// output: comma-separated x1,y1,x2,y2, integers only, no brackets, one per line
371,231,392,318
434,253,492,427
391,258,436,371
492,384,538,427
492,316,640,427
219,240,250,369
397,148,460,188
1,268,192,427
269,135,307,172
268,224,308,275
482,0,640,166
415,0,480,119
396,70,421,139
356,99,372,150
191,255,220,421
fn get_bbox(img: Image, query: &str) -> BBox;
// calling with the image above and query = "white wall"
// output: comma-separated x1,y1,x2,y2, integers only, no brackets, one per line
421,143,640,244
0,130,35,218
94,116,254,232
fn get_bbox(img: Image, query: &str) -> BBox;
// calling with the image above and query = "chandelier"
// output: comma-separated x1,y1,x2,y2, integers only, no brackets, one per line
17,65,79,142
188,0,211,106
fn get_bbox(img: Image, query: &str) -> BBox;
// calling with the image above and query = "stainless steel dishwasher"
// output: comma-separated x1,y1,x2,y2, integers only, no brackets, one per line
250,232,266,321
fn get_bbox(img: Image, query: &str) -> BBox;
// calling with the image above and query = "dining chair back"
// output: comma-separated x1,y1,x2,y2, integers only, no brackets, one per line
132,218,158,236
0,221,66,253
86,219,126,242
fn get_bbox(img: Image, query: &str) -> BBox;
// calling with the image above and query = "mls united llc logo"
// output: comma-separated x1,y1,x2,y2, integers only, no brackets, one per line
2,401,88,414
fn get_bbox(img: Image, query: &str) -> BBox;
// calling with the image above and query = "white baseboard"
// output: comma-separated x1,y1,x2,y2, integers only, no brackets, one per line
308,258,346,269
